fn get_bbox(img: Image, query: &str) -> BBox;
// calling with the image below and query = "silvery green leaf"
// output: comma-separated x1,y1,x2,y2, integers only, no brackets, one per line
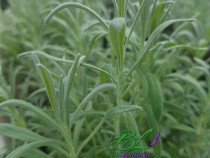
146,73,163,121
109,17,126,72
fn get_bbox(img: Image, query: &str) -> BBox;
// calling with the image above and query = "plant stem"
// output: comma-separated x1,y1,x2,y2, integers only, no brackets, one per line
118,0,124,17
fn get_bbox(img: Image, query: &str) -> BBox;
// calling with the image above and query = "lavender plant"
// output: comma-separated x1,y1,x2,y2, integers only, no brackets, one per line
0,0,209,157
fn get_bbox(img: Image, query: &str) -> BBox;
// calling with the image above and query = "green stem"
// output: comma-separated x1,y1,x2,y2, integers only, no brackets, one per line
112,0,119,16
118,0,124,17
58,123,77,158
116,73,124,106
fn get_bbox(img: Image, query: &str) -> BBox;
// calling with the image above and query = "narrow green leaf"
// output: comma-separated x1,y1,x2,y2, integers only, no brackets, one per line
159,1,175,23
124,0,128,17
194,57,210,69
127,19,194,78
122,79,135,97
37,64,59,119
44,2,108,29
18,51,74,64
99,69,110,84
83,63,116,81
58,76,64,121
166,45,208,51
166,81,184,94
139,71,162,153
118,0,124,17
19,51,115,81
168,74,207,106
71,110,105,120
0,100,60,131
31,53,42,79
70,83,116,129
0,123,46,142
23,149,51,158
193,66,210,88
109,18,126,72
112,0,119,16
105,105,143,119
6,140,66,158
63,54,81,126
119,111,141,145
64,54,80,104
146,73,163,121
73,119,85,152
125,0,147,47
144,103,162,153
76,105,143,156
27,88,45,100
164,101,194,117
73,103,92,152
168,123,198,134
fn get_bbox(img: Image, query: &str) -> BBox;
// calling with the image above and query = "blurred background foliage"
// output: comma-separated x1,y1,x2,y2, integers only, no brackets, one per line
0,0,209,157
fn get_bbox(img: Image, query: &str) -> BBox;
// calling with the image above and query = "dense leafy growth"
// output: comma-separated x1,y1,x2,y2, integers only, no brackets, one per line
0,0,209,158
